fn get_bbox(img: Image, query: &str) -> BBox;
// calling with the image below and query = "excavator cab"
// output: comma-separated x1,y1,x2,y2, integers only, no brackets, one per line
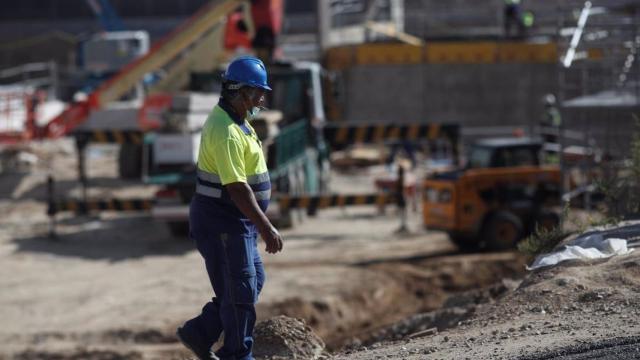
466,138,543,169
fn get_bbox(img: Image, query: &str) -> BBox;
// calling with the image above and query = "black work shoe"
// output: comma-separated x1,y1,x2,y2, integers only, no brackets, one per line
176,326,213,360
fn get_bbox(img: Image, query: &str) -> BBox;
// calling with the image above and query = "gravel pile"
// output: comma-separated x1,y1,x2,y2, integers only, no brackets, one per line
254,316,328,360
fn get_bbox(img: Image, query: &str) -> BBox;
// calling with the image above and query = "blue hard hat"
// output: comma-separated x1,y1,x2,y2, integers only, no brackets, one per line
224,56,271,91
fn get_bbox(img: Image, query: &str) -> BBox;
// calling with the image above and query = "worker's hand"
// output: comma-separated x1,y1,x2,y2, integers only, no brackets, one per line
259,225,283,254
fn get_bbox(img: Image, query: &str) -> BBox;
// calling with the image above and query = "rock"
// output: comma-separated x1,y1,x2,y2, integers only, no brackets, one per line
578,291,605,302
253,316,326,360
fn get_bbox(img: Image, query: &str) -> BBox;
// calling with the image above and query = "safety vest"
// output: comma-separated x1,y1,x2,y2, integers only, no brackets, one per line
196,101,271,213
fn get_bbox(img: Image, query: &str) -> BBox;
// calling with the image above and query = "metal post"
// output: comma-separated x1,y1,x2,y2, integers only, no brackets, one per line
395,164,409,234
581,63,591,211
558,96,566,220
46,175,58,240
391,0,404,35
556,2,568,227
49,61,58,100
316,0,331,55
75,135,89,214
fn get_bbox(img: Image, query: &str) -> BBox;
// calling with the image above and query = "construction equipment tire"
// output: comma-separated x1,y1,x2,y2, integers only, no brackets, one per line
483,211,523,251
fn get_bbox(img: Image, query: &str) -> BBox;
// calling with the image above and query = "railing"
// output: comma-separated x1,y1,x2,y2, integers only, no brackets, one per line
0,61,60,143
0,62,58,96
0,90,28,135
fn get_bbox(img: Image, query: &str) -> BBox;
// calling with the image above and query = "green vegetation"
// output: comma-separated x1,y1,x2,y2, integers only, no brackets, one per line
518,204,571,256
517,223,570,256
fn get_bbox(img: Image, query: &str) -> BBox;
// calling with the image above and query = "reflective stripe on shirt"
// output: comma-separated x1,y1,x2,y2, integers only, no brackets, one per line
195,167,271,211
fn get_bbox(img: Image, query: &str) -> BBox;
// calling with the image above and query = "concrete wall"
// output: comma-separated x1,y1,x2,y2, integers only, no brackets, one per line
337,62,638,157
341,63,557,128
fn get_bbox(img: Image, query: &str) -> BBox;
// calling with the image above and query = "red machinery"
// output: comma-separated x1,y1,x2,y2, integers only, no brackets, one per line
4,0,283,143
41,0,243,140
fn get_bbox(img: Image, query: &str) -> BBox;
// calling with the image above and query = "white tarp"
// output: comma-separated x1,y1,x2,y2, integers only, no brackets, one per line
527,233,634,270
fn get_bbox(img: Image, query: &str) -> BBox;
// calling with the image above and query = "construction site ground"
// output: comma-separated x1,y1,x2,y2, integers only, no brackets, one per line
1,139,640,359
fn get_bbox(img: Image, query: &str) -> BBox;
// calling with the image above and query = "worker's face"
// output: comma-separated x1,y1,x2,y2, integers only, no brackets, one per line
241,87,266,110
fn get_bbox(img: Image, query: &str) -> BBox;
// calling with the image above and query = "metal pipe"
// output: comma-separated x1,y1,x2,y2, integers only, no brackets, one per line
563,1,592,68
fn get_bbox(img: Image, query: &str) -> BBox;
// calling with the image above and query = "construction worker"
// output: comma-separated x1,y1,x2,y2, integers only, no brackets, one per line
177,56,283,360
541,94,562,144
540,94,562,164
503,0,525,38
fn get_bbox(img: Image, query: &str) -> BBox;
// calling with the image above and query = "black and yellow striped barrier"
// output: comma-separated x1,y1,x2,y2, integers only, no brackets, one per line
278,193,397,214
74,130,144,145
323,123,460,149
52,198,154,214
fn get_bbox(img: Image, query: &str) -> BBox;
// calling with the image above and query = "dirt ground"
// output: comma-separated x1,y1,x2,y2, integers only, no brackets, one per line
335,229,640,359
1,139,639,359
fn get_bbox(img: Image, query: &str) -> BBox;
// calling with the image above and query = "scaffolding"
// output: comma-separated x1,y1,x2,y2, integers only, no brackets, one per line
557,0,640,157
556,0,640,216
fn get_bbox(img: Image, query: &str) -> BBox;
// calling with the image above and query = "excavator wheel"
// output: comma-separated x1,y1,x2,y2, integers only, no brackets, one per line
482,211,523,251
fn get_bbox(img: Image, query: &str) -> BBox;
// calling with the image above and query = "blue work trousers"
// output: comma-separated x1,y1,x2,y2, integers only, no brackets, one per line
183,195,265,360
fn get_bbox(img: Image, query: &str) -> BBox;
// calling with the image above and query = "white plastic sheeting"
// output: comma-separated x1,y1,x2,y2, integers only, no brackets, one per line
527,233,634,270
